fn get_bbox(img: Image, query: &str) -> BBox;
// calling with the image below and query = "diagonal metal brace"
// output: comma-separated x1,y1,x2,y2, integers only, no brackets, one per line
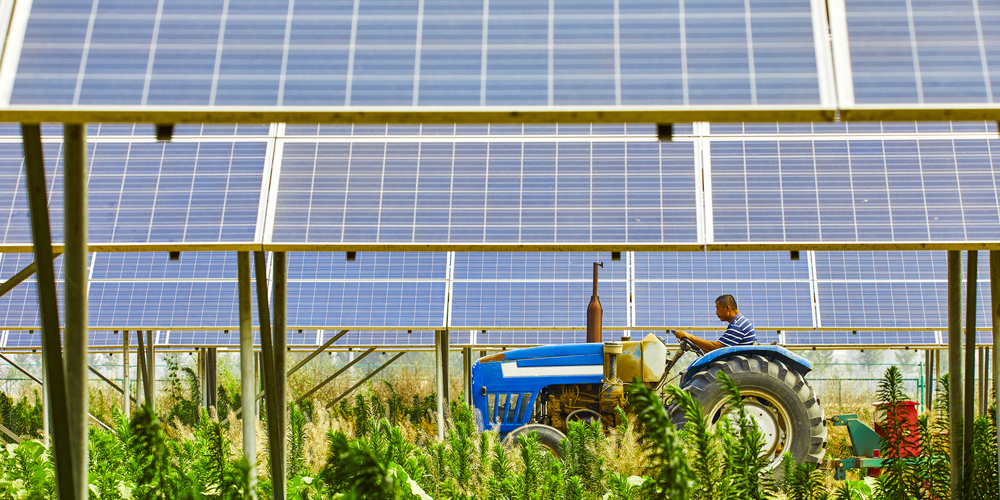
88,365,137,404
223,329,351,424
0,253,61,299
327,351,405,408
0,354,115,433
297,348,376,404
0,422,21,443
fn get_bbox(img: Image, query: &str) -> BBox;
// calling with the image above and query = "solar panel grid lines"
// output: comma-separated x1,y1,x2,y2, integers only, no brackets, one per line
709,137,1000,244
10,0,827,107
268,139,700,246
842,0,1000,104
0,139,269,248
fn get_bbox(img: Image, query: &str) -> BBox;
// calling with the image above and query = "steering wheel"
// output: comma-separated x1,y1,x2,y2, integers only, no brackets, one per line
678,336,704,357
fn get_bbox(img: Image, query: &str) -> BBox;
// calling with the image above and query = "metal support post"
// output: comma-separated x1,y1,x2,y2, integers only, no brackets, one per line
206,348,218,410
22,123,76,500
198,348,205,409
146,330,155,412
237,251,257,498
254,251,284,500
435,330,447,440
948,250,963,500
991,250,1000,500
965,250,977,489
925,350,933,410
123,331,130,415
463,347,472,407
272,252,287,491
328,352,406,407
980,347,987,416
64,122,89,500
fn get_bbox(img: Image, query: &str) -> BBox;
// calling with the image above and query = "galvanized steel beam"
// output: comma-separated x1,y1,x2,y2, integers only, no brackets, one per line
123,331,130,415
948,250,963,500
21,122,76,500
237,251,258,498
991,250,1000,500
0,253,59,298
63,122,89,500
328,352,406,407
0,104,835,125
965,251,977,488
272,251,287,496
253,250,284,500
296,348,376,404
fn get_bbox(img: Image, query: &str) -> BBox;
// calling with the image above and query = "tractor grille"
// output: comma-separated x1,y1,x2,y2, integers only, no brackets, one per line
486,392,533,425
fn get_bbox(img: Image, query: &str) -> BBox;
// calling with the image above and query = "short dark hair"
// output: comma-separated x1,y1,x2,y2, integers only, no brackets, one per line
715,294,738,310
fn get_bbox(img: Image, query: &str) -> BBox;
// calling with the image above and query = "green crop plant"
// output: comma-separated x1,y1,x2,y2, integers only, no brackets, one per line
627,381,690,500
287,403,307,479
0,390,42,442
871,366,917,500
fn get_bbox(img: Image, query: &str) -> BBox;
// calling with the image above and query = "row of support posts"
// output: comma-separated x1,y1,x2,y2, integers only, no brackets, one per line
947,250,1000,500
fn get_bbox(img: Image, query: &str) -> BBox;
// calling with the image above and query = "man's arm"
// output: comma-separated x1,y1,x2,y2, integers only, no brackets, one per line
672,330,724,353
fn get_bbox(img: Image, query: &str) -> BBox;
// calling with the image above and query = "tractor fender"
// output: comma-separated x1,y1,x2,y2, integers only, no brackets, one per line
678,345,812,388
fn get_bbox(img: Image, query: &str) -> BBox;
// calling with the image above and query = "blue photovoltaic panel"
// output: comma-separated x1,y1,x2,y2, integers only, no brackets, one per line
0,282,45,329
0,141,267,246
470,330,590,346
633,280,813,328
312,329,436,347
709,122,999,135
0,124,270,138
88,281,260,329
3,331,42,348
844,0,1000,103
813,250,992,281
285,281,446,328
11,0,823,106
784,330,939,346
634,251,810,280
813,251,994,329
453,252,627,280
91,252,242,280
711,139,1000,243
271,141,698,245
287,251,447,280
450,281,628,328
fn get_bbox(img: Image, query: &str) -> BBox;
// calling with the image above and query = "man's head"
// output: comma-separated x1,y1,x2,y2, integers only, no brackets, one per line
715,294,739,322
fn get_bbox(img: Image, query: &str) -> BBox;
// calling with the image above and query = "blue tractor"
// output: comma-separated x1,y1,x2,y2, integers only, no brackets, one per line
471,335,827,469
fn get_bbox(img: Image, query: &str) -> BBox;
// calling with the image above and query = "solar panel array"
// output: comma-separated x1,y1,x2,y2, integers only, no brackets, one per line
0,249,993,349
11,0,825,107
2,0,1000,351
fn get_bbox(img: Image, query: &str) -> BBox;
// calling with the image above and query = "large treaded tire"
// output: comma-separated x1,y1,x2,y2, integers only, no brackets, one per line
670,354,826,467
502,424,566,458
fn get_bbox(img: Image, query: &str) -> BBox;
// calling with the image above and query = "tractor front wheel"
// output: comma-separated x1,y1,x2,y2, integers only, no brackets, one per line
502,423,566,458
671,354,826,469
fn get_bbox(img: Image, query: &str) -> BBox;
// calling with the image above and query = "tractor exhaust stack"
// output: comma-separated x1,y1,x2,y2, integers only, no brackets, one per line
587,262,603,343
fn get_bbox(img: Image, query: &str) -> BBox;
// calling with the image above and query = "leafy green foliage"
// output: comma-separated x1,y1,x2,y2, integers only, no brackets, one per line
0,390,43,443
561,420,605,492
716,370,775,500
628,381,690,500
871,366,916,500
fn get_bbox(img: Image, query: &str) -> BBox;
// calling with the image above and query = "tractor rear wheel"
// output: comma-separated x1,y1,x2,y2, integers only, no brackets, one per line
670,353,826,469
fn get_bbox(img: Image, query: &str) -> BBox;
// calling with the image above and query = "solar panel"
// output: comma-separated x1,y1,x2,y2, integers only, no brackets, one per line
11,0,826,107
841,0,1000,104
710,139,1000,243
269,140,699,246
285,281,446,328
0,141,268,247
813,251,994,329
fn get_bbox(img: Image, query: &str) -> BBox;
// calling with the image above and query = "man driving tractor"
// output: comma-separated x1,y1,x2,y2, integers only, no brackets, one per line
671,294,756,353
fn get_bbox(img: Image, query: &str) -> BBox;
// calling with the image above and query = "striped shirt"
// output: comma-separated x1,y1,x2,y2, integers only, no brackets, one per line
719,313,756,346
